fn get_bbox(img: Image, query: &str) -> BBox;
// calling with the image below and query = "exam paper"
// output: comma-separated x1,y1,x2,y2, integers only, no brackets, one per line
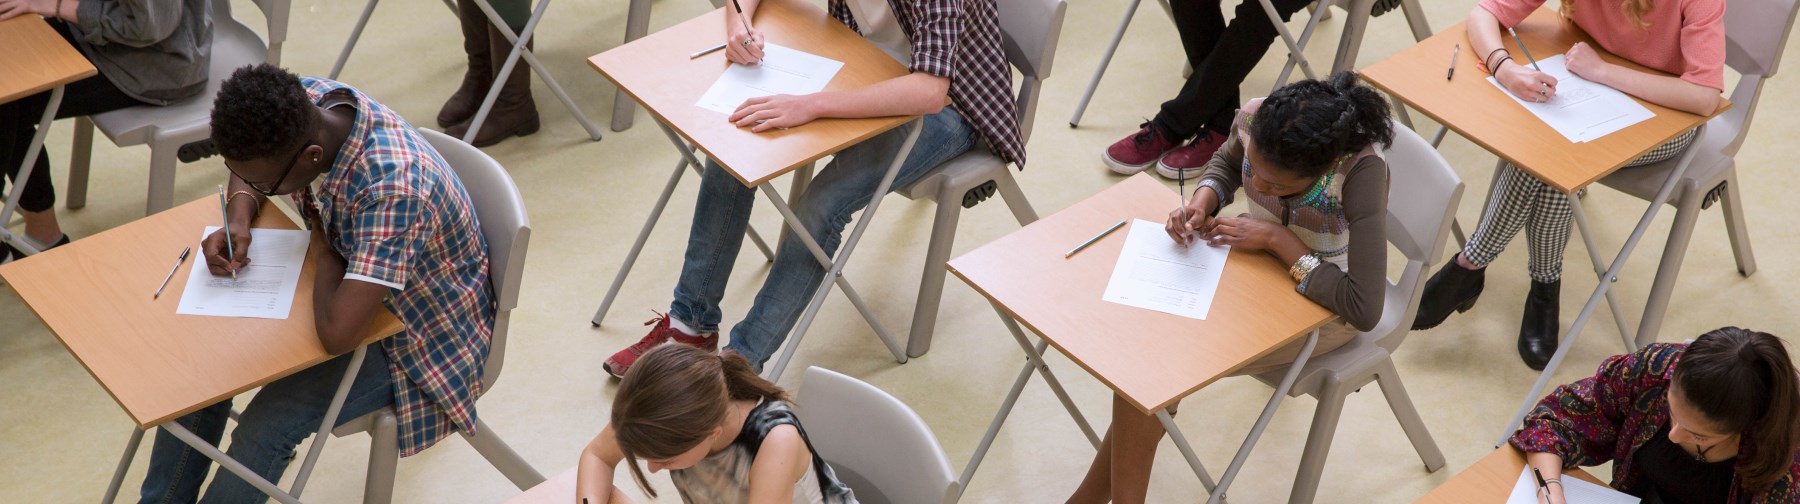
176,227,311,320
696,43,845,114
1505,467,1640,504
1488,54,1655,143
1101,219,1231,320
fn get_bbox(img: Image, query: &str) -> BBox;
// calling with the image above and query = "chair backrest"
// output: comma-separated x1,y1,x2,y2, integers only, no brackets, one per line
1706,0,1800,156
419,129,532,393
1368,119,1463,352
995,0,1067,143
214,0,290,64
797,367,959,504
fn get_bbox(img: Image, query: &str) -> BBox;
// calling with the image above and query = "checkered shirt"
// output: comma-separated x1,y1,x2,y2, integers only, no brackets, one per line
829,0,1027,166
293,78,495,457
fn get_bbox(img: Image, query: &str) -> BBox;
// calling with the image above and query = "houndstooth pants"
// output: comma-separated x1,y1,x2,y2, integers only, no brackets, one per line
1462,128,1699,283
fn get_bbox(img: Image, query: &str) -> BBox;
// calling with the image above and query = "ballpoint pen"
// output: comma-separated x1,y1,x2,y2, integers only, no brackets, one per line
691,42,728,59
153,247,191,299
1447,43,1460,81
218,185,236,281
1066,219,1127,258
731,0,755,49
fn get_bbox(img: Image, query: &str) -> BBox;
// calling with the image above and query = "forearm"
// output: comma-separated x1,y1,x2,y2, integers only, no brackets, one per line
53,0,78,22
1268,230,1311,267
1526,451,1567,481
225,176,264,229
311,246,353,351
1594,65,1721,116
576,452,622,504
810,73,949,119
727,0,761,34
1467,6,1509,70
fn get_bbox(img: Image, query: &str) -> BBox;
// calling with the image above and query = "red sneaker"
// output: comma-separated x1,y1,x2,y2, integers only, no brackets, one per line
604,312,721,378
1103,122,1180,175
1157,130,1228,181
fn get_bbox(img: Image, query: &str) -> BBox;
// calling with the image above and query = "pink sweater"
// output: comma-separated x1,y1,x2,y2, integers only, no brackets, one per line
1479,0,1726,90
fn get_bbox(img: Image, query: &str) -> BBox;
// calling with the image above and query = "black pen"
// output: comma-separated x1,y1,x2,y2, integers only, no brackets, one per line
1447,43,1459,81
731,0,755,49
153,246,191,299
1532,466,1551,500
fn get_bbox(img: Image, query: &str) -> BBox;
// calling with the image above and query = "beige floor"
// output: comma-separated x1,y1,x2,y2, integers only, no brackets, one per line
5,0,1797,502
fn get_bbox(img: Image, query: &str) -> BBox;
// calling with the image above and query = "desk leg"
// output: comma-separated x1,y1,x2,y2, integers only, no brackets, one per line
160,423,303,504
1068,0,1144,127
1157,410,1220,495
1,85,62,257
101,427,146,504
1569,194,1637,345
1205,328,1320,504
761,119,923,381
467,0,604,142
328,0,383,79
289,345,367,497
960,303,1098,491
1258,0,1316,82
1493,127,1704,447
593,153,694,326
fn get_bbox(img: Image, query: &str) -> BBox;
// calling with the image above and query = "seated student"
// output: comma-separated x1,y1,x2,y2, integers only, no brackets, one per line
1411,0,1725,370
135,63,494,503
577,345,858,503
604,0,1025,375
1509,327,1800,504
0,0,210,260
1068,72,1393,504
1099,0,1405,180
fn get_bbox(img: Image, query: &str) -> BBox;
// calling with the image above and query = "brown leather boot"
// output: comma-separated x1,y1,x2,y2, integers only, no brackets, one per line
446,24,539,147
437,0,493,128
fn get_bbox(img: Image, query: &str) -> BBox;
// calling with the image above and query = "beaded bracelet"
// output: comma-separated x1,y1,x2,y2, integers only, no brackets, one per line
1288,253,1320,283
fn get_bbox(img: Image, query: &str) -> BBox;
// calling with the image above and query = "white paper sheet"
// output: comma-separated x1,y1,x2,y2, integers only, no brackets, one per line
176,227,311,320
696,43,845,114
1487,54,1656,143
1101,219,1231,320
1505,466,1641,504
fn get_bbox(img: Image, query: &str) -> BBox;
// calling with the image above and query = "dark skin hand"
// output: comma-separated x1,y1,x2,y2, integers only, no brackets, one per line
1163,135,1318,266
203,102,387,355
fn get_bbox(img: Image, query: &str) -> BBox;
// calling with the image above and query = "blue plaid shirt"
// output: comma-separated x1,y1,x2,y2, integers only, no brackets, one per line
293,78,494,457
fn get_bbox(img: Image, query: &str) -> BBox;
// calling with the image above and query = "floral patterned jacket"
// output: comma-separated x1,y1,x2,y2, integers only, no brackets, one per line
1508,343,1800,503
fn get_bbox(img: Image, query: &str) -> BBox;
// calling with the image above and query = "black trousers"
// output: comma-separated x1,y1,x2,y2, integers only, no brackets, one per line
1154,0,1313,140
0,21,148,213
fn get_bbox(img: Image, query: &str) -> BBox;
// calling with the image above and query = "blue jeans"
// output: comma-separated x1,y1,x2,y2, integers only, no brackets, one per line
138,349,396,504
669,106,976,370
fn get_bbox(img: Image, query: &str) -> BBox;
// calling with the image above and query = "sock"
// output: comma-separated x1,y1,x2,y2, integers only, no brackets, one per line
668,316,704,336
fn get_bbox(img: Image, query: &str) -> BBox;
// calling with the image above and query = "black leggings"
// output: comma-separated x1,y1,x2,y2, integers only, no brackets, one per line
1154,0,1314,140
0,21,149,213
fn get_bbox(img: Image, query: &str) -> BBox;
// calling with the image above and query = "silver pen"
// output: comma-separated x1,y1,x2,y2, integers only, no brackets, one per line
691,42,728,59
153,247,191,299
1065,219,1127,258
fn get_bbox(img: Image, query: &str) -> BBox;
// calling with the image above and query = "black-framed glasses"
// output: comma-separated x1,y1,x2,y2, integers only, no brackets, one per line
224,144,307,197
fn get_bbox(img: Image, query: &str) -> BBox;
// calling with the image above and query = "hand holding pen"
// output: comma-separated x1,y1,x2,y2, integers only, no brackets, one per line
723,0,764,64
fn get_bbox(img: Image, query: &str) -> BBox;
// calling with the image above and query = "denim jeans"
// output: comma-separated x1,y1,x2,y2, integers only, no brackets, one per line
138,348,396,504
668,106,976,370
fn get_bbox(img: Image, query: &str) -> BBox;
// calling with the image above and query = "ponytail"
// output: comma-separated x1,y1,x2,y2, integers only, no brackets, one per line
611,346,789,497
1674,327,1800,491
1249,71,1395,178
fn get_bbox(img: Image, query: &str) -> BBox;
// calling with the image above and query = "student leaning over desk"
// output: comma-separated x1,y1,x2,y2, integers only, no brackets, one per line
602,0,1025,376
134,63,494,503
1509,327,1800,504
1411,0,1726,371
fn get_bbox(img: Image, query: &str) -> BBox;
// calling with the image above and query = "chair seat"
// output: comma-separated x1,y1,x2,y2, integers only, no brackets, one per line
1251,269,1414,398
1597,142,1733,205
896,149,1006,201
88,20,266,147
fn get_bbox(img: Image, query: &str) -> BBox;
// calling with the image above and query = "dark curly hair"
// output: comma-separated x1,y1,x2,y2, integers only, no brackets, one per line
1249,71,1394,178
210,63,314,161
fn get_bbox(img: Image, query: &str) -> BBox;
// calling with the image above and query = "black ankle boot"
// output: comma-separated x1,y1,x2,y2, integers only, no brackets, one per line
1412,253,1486,330
1518,279,1560,370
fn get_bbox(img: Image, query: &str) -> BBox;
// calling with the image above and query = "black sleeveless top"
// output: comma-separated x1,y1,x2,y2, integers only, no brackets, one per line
1633,423,1737,504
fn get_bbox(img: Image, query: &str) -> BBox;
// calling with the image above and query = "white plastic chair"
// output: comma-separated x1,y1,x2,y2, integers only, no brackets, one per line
887,0,1065,358
64,0,289,215
1247,119,1459,504
328,129,543,503
1593,0,1796,347
798,367,959,504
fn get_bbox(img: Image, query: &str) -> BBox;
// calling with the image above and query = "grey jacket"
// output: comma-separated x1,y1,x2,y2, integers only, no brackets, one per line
70,0,212,105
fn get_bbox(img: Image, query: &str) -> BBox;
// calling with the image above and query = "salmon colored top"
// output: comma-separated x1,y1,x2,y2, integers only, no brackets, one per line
1479,0,1726,90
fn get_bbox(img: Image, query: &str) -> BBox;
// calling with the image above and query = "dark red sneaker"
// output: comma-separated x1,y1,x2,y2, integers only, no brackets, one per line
605,312,678,378
1103,122,1180,175
1157,130,1228,181
671,330,719,354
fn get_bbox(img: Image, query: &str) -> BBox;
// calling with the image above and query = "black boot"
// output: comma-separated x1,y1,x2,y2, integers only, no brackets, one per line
1412,253,1485,330
1518,279,1560,371
438,0,493,128
446,24,539,147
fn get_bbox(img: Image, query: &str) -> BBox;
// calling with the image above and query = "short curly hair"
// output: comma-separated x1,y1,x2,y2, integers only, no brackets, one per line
210,63,314,161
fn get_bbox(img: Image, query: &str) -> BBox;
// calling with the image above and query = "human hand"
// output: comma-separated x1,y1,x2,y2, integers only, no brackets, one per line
0,0,55,19
1498,61,1558,103
1203,215,1286,250
1165,189,1218,246
202,224,252,276
730,94,819,132
726,23,766,65
1564,42,1609,82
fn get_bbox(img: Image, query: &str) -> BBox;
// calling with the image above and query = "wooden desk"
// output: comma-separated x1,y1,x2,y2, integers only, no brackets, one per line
1360,8,1728,192
587,0,913,187
0,197,404,429
1415,447,1606,503
0,15,94,104
951,174,1335,502
504,467,576,503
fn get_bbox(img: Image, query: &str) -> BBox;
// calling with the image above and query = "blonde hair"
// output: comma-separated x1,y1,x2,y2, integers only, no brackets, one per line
1562,0,1655,29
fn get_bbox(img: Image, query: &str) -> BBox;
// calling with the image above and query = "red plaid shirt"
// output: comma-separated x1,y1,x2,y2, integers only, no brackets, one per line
829,0,1027,166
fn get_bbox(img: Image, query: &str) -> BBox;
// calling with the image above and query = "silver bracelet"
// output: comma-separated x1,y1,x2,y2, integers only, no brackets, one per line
1288,253,1320,283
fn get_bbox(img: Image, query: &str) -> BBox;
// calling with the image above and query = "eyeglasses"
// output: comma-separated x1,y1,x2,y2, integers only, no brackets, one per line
224,144,307,197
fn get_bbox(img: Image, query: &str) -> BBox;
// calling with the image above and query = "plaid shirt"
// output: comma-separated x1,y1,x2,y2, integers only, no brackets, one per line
294,78,495,457
829,0,1027,166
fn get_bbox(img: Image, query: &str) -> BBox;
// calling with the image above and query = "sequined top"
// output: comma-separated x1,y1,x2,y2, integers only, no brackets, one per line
1194,97,1390,331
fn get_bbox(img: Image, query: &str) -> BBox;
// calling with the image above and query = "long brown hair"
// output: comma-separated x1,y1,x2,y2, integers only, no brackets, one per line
1561,0,1656,29
1674,327,1800,492
610,345,786,497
